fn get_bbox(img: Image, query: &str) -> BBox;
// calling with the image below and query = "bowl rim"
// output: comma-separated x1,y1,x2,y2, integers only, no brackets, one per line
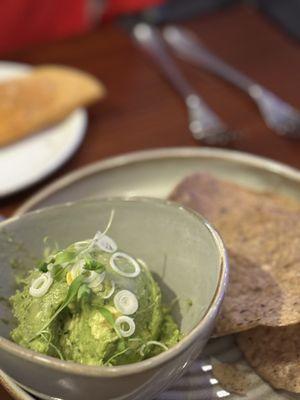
0,196,228,377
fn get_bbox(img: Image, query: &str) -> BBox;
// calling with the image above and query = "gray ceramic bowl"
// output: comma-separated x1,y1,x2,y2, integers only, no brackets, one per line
0,197,228,400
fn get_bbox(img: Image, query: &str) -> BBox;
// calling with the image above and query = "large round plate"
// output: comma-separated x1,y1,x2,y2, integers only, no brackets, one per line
4,147,300,400
0,62,87,197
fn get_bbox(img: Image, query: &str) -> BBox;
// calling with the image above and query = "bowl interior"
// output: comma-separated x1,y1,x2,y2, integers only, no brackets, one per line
0,197,223,342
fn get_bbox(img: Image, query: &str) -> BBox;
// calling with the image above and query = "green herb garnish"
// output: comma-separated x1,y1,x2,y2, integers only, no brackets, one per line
96,306,124,339
98,306,115,328
38,261,48,273
105,347,130,366
77,284,90,301
55,250,76,264
40,331,64,360
84,258,105,273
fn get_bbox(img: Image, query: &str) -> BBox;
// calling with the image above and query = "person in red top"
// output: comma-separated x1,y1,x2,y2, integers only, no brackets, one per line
0,0,163,55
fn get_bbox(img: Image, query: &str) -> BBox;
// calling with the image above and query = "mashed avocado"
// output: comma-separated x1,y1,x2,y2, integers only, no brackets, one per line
10,230,181,366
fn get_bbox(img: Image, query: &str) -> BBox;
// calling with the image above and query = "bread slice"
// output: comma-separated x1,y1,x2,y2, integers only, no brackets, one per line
0,65,105,147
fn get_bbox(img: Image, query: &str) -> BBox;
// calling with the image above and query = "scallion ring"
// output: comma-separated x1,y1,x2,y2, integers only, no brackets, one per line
103,280,115,299
91,283,103,293
86,272,106,293
114,290,138,315
95,232,117,253
83,271,98,284
84,270,105,285
29,272,53,298
110,252,140,278
115,316,135,337
137,258,149,270
74,240,89,251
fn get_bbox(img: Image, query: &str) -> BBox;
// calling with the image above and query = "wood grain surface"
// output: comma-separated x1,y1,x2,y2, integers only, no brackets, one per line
1,4,300,399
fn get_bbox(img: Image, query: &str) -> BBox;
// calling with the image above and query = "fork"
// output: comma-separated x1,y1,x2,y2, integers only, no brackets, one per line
163,25,300,139
132,23,235,145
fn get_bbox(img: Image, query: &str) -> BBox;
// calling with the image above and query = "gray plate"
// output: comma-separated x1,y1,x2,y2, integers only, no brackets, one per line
16,147,300,215
3,147,300,400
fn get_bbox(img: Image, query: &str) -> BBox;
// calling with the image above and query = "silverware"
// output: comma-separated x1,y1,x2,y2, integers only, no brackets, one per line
132,23,235,145
163,25,300,139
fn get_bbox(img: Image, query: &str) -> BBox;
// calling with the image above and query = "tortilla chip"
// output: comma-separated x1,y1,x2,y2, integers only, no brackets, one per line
0,65,105,147
170,173,300,334
212,360,256,396
215,252,300,336
237,325,300,393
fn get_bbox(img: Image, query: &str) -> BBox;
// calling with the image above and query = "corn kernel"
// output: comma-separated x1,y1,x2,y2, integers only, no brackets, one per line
66,271,73,286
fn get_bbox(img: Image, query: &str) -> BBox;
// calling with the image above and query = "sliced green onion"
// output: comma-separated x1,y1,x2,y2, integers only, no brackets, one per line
90,283,103,293
84,270,104,284
29,272,53,297
115,316,135,337
86,271,106,291
114,290,138,315
95,233,117,253
110,252,140,278
103,280,115,299
137,258,149,270
91,210,116,251
74,240,89,251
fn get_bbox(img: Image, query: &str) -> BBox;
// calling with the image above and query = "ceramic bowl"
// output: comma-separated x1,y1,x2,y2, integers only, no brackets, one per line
0,197,228,400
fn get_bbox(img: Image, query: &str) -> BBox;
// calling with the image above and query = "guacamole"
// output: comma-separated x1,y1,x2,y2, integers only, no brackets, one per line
10,230,181,366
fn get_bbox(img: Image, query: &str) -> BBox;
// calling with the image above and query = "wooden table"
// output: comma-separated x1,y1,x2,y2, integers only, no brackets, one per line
1,4,300,399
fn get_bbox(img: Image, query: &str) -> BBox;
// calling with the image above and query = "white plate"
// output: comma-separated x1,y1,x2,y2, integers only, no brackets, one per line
0,62,87,197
